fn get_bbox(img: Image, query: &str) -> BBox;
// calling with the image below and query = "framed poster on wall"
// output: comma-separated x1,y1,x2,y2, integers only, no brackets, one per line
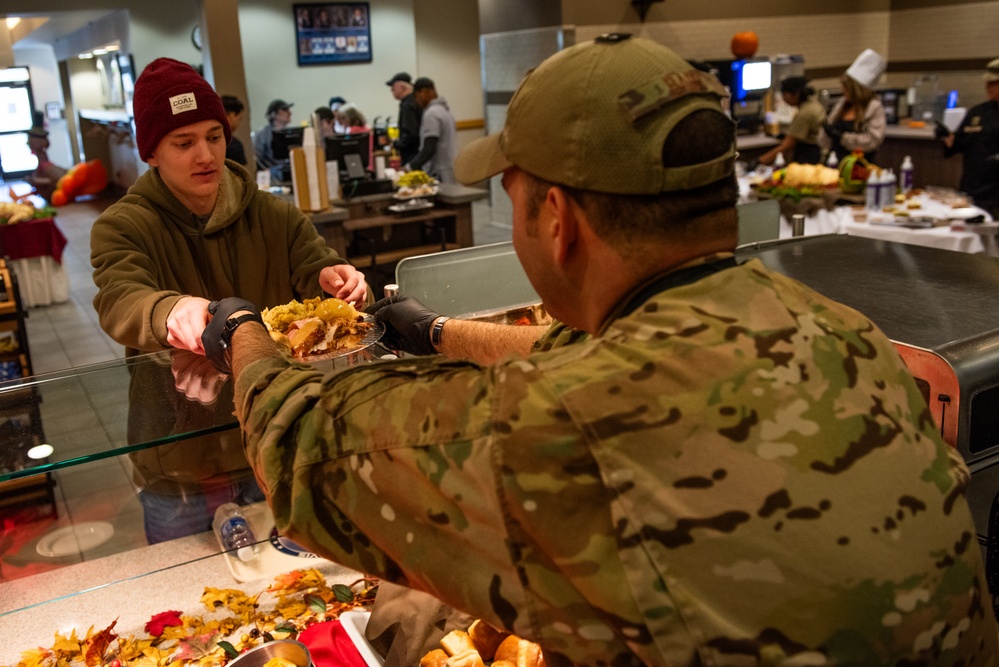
293,3,371,66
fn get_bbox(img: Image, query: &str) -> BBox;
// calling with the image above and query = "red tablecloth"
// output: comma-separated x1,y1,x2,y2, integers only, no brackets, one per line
0,218,67,264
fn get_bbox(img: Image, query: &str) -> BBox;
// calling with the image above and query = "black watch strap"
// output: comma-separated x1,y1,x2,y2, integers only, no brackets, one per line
220,312,262,351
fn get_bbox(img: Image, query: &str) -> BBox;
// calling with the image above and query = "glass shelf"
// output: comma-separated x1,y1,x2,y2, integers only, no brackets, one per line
0,351,238,483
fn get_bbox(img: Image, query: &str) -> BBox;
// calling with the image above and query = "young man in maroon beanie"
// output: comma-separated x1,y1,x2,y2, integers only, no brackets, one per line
90,58,366,356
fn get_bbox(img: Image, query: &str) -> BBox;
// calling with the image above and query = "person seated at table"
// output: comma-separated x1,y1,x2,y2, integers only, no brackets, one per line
23,126,67,204
818,49,887,163
90,57,366,358
757,76,825,166
314,106,337,139
334,103,369,135
334,103,374,170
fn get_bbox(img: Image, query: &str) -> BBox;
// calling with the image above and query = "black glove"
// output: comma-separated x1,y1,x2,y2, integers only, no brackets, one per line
823,122,844,144
743,158,759,174
368,295,441,356
202,297,264,374
934,122,951,140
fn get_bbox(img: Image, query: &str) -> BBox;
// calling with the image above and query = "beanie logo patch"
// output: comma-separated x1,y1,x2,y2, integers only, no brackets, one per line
169,93,198,115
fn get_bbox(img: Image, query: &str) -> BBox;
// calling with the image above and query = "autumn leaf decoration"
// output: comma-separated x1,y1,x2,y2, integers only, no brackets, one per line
83,620,118,667
144,610,184,636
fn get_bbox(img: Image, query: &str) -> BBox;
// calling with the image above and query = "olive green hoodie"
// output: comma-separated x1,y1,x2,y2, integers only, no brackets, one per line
91,160,344,354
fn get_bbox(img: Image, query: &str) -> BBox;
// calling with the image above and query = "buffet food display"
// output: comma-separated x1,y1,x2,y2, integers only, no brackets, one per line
5,569,376,667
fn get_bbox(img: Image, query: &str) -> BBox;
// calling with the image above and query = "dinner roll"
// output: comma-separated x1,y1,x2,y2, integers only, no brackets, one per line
440,630,475,656
468,619,509,660
493,635,545,667
420,649,448,667
445,650,485,667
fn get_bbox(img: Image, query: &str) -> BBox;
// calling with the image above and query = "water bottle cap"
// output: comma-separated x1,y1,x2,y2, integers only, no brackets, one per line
236,545,255,561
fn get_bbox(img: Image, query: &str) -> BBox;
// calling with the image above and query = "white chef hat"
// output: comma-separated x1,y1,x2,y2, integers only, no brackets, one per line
845,48,887,88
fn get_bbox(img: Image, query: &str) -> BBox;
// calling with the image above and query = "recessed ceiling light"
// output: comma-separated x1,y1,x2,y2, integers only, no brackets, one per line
78,53,94,59
5,17,21,30
27,444,54,459
106,45,120,51
93,48,108,55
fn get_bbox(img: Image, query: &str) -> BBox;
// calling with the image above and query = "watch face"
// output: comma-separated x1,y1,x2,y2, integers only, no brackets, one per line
192,25,202,51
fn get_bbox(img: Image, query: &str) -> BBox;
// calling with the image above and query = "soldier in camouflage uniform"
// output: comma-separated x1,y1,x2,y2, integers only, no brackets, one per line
205,35,999,665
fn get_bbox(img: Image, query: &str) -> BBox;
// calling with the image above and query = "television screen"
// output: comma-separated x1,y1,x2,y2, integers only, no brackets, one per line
731,60,772,101
294,3,372,66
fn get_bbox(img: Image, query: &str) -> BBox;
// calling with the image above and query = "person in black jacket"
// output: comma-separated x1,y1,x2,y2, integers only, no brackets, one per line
939,58,999,218
221,95,248,167
386,72,422,165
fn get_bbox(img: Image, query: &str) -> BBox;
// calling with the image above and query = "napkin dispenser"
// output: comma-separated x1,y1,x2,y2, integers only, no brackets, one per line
290,127,329,212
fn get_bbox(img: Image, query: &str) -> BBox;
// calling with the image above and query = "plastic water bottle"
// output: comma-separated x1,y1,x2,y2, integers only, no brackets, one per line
826,151,838,168
213,503,256,562
865,169,880,210
880,169,897,209
900,155,914,195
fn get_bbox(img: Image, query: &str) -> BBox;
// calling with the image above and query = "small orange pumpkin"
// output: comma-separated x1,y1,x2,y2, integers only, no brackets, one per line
731,31,759,59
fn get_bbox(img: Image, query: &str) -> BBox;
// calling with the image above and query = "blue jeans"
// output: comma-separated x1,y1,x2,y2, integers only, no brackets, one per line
139,476,265,544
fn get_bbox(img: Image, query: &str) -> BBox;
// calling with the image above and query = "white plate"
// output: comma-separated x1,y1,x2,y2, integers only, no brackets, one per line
36,521,114,557
948,207,985,220
339,610,384,667
387,200,434,214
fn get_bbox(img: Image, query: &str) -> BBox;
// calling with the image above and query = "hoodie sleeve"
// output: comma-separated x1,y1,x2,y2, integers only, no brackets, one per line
91,202,184,351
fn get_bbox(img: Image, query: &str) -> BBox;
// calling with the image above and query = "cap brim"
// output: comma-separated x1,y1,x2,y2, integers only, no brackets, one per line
454,132,512,185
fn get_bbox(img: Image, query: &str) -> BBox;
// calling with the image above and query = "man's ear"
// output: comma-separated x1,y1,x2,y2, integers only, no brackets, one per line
545,186,579,268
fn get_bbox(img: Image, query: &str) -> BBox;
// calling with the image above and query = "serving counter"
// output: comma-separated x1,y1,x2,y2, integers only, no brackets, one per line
0,349,382,664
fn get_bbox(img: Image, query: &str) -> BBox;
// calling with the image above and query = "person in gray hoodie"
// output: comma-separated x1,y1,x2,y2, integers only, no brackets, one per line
407,77,458,183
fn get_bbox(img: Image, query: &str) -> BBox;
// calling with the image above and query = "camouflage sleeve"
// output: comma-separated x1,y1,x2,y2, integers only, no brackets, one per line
234,355,530,618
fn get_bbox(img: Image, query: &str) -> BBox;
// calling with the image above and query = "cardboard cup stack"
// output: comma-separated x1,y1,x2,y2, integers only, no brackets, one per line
290,127,329,211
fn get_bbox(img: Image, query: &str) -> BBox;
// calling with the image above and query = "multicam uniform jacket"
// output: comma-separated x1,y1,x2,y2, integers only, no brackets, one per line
236,257,998,666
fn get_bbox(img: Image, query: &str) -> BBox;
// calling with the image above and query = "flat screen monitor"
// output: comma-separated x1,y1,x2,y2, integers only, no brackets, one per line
325,132,371,179
271,127,305,161
732,59,772,101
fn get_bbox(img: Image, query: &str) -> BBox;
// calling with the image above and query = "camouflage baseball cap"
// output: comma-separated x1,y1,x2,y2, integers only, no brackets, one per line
454,34,735,194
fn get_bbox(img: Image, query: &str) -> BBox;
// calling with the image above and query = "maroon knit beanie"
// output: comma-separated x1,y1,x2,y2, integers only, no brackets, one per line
133,57,231,161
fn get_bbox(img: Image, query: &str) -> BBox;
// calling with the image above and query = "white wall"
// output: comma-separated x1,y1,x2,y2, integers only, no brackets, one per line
238,0,420,135
10,0,486,179
13,44,73,169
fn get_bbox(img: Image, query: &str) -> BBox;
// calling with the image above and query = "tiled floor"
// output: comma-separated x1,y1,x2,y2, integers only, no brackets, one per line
0,181,510,585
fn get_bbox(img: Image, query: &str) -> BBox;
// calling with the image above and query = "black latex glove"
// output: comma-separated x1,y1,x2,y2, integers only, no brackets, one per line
368,295,440,356
743,158,759,173
202,297,264,374
934,122,951,140
823,122,843,144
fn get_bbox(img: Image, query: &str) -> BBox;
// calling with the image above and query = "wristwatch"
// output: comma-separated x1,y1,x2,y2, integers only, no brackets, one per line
219,312,261,352
430,316,449,350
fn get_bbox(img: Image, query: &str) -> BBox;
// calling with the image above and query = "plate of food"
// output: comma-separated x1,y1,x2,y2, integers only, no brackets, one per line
394,183,439,200
394,169,439,200
262,297,383,361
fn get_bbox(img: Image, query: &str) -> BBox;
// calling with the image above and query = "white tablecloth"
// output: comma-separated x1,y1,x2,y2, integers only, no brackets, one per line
766,193,996,256
9,256,70,307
